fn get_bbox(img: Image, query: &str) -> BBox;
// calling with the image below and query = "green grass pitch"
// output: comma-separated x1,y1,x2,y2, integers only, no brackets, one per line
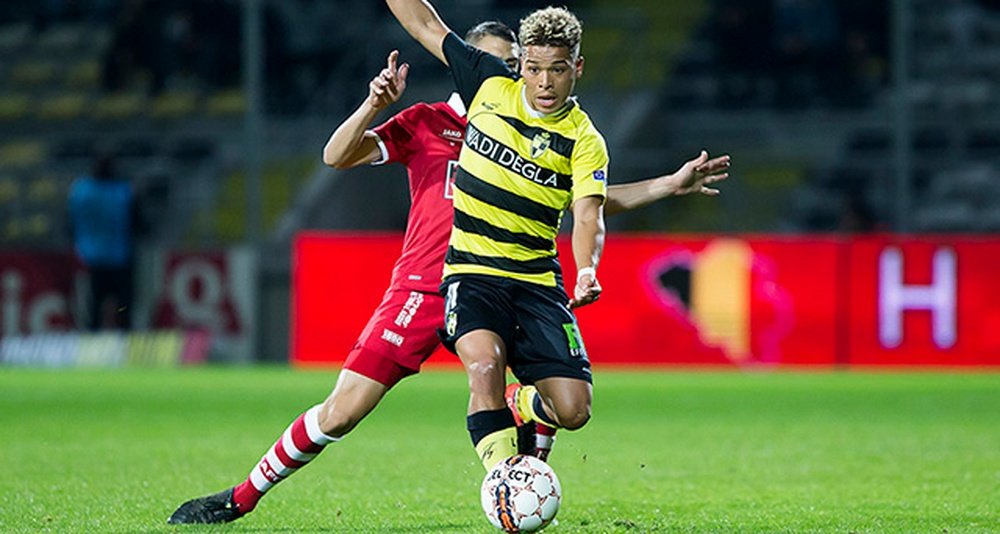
1,367,998,533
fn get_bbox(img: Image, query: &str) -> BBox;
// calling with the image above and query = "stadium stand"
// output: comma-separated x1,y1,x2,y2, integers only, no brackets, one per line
0,0,996,252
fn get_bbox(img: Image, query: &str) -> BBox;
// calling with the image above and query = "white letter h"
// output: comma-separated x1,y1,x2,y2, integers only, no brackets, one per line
879,247,957,349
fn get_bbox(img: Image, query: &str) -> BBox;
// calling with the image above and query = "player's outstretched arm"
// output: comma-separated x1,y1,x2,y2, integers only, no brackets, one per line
323,50,410,169
604,151,731,216
385,0,452,66
568,196,605,309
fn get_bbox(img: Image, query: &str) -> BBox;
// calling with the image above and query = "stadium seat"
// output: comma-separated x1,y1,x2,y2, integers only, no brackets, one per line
91,92,147,120
0,175,19,204
3,215,24,241
0,93,32,122
25,174,62,204
22,210,54,238
0,140,46,169
151,90,200,120
65,60,102,90
10,61,59,88
205,90,246,117
37,93,90,121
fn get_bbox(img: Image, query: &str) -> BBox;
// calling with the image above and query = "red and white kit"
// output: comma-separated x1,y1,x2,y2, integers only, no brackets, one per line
344,95,468,386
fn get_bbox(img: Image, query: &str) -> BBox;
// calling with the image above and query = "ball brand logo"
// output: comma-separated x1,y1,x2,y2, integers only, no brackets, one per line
507,469,532,483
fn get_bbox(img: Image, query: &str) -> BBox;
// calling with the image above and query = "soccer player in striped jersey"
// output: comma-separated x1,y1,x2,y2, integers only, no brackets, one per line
385,0,719,472
166,19,729,524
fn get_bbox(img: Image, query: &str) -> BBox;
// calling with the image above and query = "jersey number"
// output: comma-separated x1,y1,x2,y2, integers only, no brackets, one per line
444,160,459,200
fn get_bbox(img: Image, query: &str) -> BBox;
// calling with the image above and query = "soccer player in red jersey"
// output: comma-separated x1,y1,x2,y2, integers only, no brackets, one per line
167,22,729,524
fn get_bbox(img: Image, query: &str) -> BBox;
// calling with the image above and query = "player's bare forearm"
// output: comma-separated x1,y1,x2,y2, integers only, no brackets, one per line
324,51,410,169
322,102,382,169
569,196,605,308
604,178,673,216
604,151,731,216
385,0,451,65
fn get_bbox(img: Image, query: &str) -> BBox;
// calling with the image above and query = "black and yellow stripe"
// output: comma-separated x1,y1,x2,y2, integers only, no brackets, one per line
445,76,608,287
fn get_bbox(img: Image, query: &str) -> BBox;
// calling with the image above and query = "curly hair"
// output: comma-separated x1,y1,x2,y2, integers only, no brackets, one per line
518,6,582,56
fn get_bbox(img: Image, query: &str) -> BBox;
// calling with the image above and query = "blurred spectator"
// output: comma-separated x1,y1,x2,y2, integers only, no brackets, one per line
67,154,144,331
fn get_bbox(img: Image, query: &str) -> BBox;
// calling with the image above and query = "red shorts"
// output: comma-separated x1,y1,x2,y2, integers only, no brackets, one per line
343,288,445,388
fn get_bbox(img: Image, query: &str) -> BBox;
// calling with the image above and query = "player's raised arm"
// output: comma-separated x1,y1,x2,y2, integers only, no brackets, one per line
604,151,731,216
385,0,452,66
323,50,410,169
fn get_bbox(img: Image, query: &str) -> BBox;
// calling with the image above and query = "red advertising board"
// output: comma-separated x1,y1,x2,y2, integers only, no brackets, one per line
847,237,1000,366
567,235,842,366
0,251,80,335
290,232,1000,368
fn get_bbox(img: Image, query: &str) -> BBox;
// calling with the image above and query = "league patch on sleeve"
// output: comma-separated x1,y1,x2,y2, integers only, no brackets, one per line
592,170,606,182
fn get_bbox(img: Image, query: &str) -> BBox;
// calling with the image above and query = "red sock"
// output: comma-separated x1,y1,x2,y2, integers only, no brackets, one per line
534,423,557,461
231,404,339,513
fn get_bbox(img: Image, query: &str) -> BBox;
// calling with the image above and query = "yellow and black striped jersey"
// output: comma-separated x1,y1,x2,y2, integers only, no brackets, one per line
442,32,609,288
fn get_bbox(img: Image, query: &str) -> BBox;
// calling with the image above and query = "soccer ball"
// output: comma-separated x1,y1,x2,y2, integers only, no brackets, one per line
480,455,561,532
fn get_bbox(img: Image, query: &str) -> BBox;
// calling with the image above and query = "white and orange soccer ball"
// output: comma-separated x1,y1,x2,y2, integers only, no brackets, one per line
480,455,561,533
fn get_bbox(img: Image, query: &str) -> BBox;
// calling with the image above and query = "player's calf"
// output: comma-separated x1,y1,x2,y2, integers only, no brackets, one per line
506,383,560,459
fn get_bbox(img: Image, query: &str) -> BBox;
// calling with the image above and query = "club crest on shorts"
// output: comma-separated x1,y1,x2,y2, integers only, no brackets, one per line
530,131,551,159
562,323,586,358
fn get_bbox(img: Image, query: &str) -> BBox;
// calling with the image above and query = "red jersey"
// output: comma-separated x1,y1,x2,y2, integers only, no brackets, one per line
371,95,467,292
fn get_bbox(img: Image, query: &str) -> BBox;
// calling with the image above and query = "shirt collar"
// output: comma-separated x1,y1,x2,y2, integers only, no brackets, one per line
520,85,574,119
447,92,467,117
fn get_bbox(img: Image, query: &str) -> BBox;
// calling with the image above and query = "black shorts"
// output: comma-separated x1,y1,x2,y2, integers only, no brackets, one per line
439,274,592,384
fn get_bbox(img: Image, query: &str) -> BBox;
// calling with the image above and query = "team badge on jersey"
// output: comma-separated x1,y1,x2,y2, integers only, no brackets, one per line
530,131,552,159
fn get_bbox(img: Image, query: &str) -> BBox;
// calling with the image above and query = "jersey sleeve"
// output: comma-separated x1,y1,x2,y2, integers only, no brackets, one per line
442,32,515,107
570,130,610,203
370,105,423,165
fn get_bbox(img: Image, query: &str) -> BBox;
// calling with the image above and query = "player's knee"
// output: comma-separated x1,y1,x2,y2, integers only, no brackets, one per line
554,403,591,430
465,357,504,388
